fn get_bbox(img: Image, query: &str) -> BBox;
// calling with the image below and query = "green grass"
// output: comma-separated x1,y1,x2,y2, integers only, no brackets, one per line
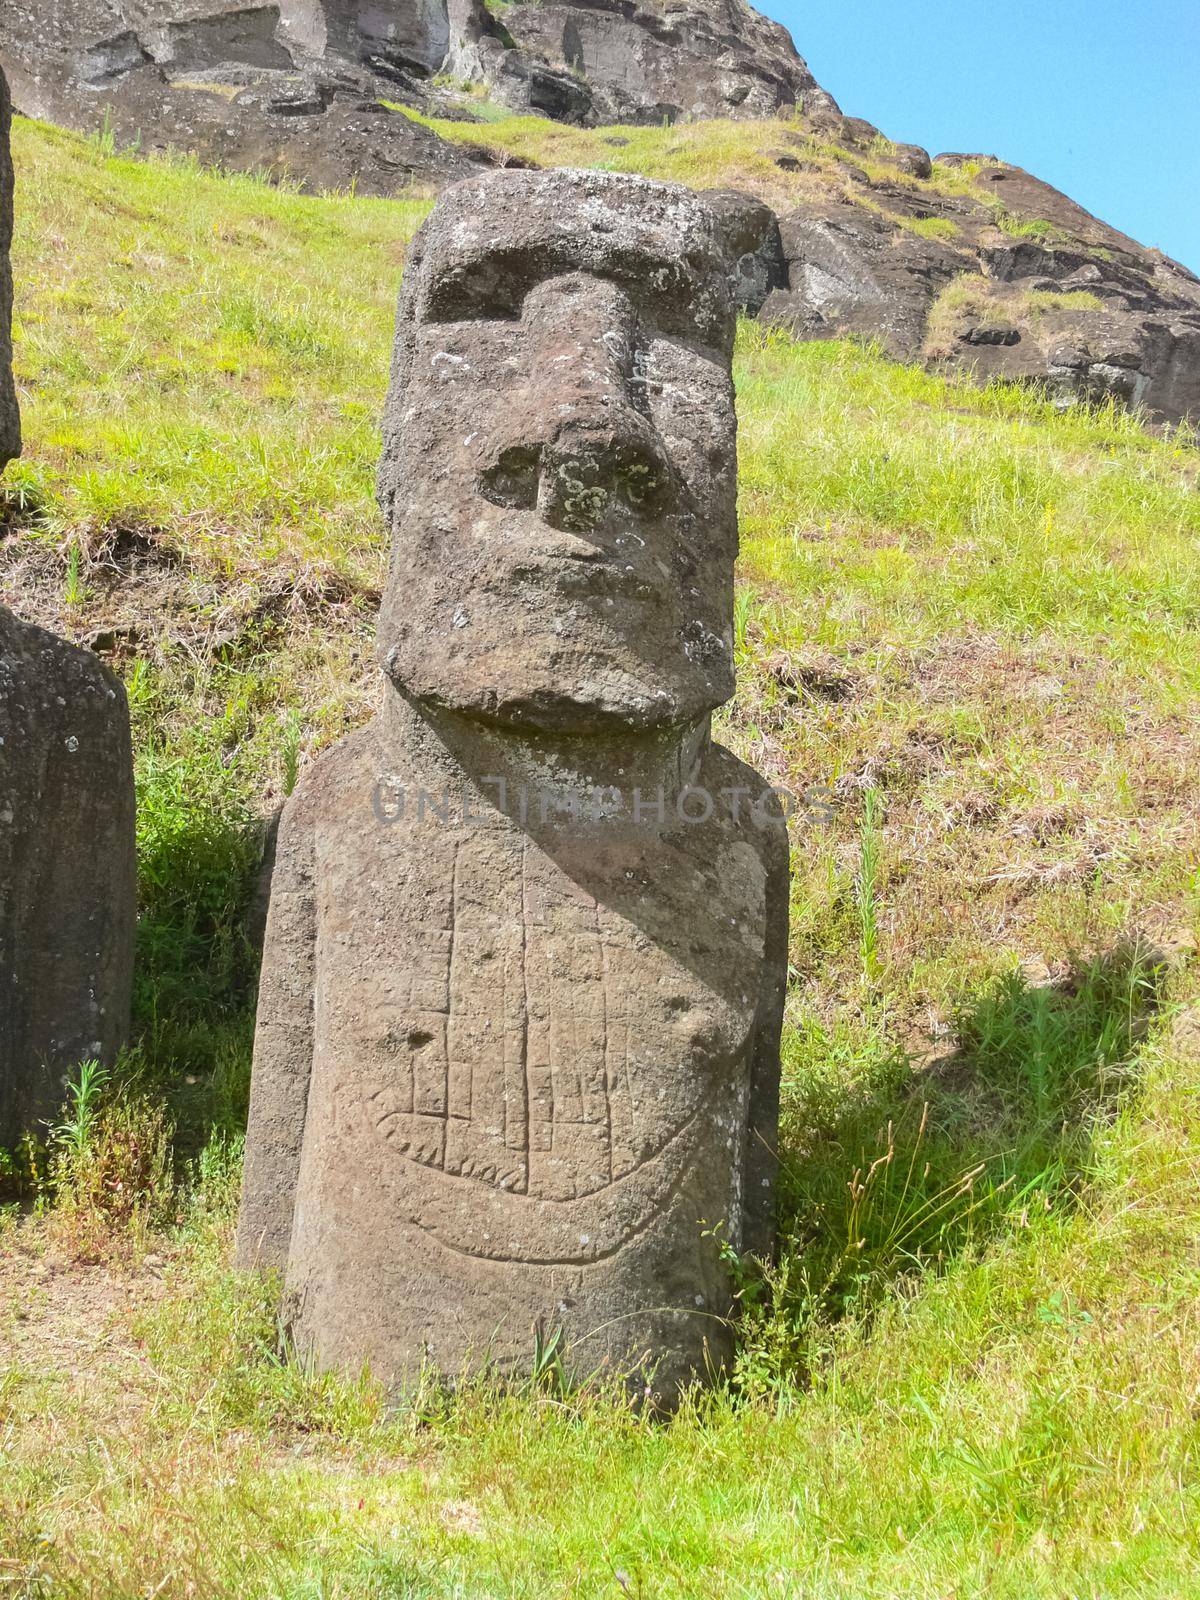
995,211,1062,242
9,119,428,581
387,102,977,211
3,117,1200,1596
1025,289,1106,315
899,214,962,242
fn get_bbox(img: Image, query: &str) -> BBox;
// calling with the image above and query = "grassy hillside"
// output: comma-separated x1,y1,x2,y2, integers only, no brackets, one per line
3,119,1200,1597
393,102,1006,219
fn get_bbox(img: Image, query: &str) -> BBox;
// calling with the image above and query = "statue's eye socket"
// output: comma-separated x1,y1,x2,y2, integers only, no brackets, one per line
424,267,527,324
479,445,541,509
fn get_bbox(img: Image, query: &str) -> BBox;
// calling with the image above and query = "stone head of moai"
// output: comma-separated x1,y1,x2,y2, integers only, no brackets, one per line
376,167,738,735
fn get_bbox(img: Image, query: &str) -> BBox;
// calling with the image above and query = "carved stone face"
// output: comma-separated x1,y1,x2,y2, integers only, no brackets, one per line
377,169,737,735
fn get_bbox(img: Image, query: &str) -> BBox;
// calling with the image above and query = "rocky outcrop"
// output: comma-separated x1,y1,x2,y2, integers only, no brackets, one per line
1,0,488,191
447,0,836,126
0,0,837,192
761,199,962,359
759,152,1200,426
276,0,451,77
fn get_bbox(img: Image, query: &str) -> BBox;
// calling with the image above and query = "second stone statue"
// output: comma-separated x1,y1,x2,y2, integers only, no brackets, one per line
237,168,790,1402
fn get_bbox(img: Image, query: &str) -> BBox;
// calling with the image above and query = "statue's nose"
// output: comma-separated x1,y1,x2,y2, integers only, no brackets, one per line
477,273,676,533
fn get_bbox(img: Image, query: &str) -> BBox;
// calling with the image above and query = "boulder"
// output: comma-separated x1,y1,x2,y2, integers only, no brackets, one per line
139,5,295,73
238,169,789,1403
893,142,932,180
461,0,838,125
278,0,451,78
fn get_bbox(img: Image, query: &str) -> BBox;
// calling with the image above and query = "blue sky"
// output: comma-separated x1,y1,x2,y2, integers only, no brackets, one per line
767,0,1200,271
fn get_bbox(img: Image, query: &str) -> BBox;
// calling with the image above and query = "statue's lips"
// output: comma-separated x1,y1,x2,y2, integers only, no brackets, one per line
465,515,680,605
508,553,665,603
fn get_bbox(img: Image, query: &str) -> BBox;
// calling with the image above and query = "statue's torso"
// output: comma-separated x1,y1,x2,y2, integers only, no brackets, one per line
297,727,771,1268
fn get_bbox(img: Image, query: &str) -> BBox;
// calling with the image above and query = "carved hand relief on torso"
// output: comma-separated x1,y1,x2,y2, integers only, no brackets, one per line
311,796,766,1263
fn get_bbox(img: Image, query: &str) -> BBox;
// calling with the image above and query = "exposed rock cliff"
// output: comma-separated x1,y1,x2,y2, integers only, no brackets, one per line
0,0,835,191
2,0,485,188
445,0,836,125
754,133,1200,425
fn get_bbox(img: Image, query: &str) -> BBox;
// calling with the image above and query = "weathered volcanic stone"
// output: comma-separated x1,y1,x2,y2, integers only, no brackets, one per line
0,0,485,195
238,168,790,1402
450,0,837,125
0,66,18,469
760,198,963,362
279,0,451,77
757,163,1200,424
1,0,839,189
0,610,137,1147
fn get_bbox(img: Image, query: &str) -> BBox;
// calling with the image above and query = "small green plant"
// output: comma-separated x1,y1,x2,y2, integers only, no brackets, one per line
88,108,117,159
46,1059,176,1257
62,538,87,609
733,585,755,658
185,1130,245,1225
530,1321,567,1396
280,709,303,798
855,786,883,988
47,1058,109,1174
0,1131,46,1200
995,208,1060,242
123,657,154,714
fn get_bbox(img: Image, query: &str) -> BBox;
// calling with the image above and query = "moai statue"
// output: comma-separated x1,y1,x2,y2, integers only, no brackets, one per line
238,169,790,1400
0,68,18,468
0,65,137,1147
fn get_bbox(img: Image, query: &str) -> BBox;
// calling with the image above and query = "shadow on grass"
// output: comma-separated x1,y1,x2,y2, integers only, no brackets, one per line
132,756,266,1149
734,938,1174,1390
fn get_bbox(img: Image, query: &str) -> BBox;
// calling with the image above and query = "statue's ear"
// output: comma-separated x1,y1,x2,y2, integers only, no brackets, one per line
376,327,416,524
376,245,424,524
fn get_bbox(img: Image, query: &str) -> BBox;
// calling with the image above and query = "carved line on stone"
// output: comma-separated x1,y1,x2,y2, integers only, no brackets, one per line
369,1105,703,1266
364,839,711,1205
